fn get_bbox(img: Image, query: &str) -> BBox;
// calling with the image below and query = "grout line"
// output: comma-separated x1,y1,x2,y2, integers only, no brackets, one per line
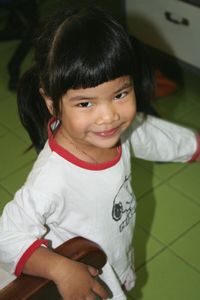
167,180,200,208
135,220,200,275
167,246,200,275
153,163,189,181
0,183,13,197
137,172,200,209
0,122,29,144
136,178,174,202
135,246,167,272
166,218,200,247
0,159,35,182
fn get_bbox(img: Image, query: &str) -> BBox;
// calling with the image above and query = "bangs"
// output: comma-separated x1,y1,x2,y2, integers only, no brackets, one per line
47,8,136,99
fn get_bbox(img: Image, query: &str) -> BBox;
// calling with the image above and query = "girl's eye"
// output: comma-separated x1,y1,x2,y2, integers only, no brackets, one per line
78,102,92,108
115,91,127,100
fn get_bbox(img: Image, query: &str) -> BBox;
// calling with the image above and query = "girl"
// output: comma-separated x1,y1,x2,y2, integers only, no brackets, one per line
0,5,200,300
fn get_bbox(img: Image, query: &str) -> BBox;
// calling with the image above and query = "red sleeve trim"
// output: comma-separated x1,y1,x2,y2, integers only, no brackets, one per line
188,134,200,162
15,239,49,276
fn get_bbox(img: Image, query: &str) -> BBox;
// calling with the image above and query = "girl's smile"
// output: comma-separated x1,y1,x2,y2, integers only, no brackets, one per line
93,126,121,138
46,76,137,162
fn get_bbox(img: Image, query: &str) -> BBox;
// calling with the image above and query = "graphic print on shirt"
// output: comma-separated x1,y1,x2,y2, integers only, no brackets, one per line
112,174,135,232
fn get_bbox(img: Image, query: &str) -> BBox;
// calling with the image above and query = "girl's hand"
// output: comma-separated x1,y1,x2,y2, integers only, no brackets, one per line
53,258,110,300
22,245,109,299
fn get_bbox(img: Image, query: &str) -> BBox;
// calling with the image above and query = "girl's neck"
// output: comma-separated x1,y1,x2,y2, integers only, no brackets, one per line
56,128,119,164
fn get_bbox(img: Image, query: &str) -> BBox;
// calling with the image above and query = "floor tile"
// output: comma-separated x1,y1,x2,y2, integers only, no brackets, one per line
136,184,200,245
168,163,200,205
133,225,164,269
0,41,19,68
0,132,36,180
135,158,186,181
13,124,33,144
181,69,200,104
0,123,7,137
153,90,198,123
127,294,134,300
0,97,21,130
0,186,12,214
0,41,19,96
0,163,34,196
153,69,200,123
177,104,200,131
170,222,200,272
131,160,162,199
130,249,200,300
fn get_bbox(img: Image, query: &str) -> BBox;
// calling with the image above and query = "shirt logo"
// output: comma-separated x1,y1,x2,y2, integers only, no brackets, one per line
112,174,135,232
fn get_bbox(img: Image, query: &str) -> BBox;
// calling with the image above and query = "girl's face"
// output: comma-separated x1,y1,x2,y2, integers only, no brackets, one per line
58,76,136,151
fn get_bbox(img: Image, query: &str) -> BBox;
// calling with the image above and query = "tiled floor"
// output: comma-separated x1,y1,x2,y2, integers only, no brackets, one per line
0,4,200,300
127,69,200,300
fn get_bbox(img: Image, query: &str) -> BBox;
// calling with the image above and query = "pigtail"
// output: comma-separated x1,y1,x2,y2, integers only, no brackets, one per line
130,36,155,115
17,66,51,153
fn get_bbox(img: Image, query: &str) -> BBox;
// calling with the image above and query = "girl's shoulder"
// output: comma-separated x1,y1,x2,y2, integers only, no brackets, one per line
25,142,66,192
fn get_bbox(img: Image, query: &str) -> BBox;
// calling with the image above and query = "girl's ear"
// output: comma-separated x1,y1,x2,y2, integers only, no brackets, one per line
39,88,54,115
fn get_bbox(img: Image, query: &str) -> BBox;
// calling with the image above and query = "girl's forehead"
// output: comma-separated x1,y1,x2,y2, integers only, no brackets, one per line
65,76,132,99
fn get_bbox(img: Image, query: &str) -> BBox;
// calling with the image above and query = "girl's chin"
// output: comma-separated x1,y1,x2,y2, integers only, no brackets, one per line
87,136,121,149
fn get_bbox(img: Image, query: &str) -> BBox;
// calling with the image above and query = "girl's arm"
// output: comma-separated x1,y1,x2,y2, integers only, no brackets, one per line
0,189,109,299
130,114,200,162
22,245,109,300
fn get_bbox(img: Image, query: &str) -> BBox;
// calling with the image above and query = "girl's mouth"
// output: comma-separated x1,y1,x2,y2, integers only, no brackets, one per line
94,127,120,138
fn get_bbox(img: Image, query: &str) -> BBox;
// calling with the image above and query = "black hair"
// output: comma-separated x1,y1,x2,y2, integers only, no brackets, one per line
17,5,154,153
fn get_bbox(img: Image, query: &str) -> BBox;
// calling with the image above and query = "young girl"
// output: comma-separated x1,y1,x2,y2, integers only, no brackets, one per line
0,5,200,300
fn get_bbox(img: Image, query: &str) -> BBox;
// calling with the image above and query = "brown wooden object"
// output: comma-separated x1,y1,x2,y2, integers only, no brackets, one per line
0,237,107,300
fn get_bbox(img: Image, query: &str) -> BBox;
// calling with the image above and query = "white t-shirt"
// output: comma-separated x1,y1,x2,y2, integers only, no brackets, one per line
0,114,199,299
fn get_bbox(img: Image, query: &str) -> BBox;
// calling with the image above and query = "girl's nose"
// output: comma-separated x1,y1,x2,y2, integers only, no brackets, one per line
95,103,120,125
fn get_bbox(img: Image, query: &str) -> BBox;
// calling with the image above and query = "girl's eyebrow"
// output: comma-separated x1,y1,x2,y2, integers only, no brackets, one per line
69,94,94,102
69,80,133,101
114,81,132,94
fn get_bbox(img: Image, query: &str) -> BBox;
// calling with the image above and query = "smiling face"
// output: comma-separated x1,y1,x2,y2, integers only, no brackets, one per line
45,76,137,159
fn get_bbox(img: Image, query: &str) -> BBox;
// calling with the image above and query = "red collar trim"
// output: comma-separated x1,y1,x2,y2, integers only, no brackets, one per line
48,118,122,171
